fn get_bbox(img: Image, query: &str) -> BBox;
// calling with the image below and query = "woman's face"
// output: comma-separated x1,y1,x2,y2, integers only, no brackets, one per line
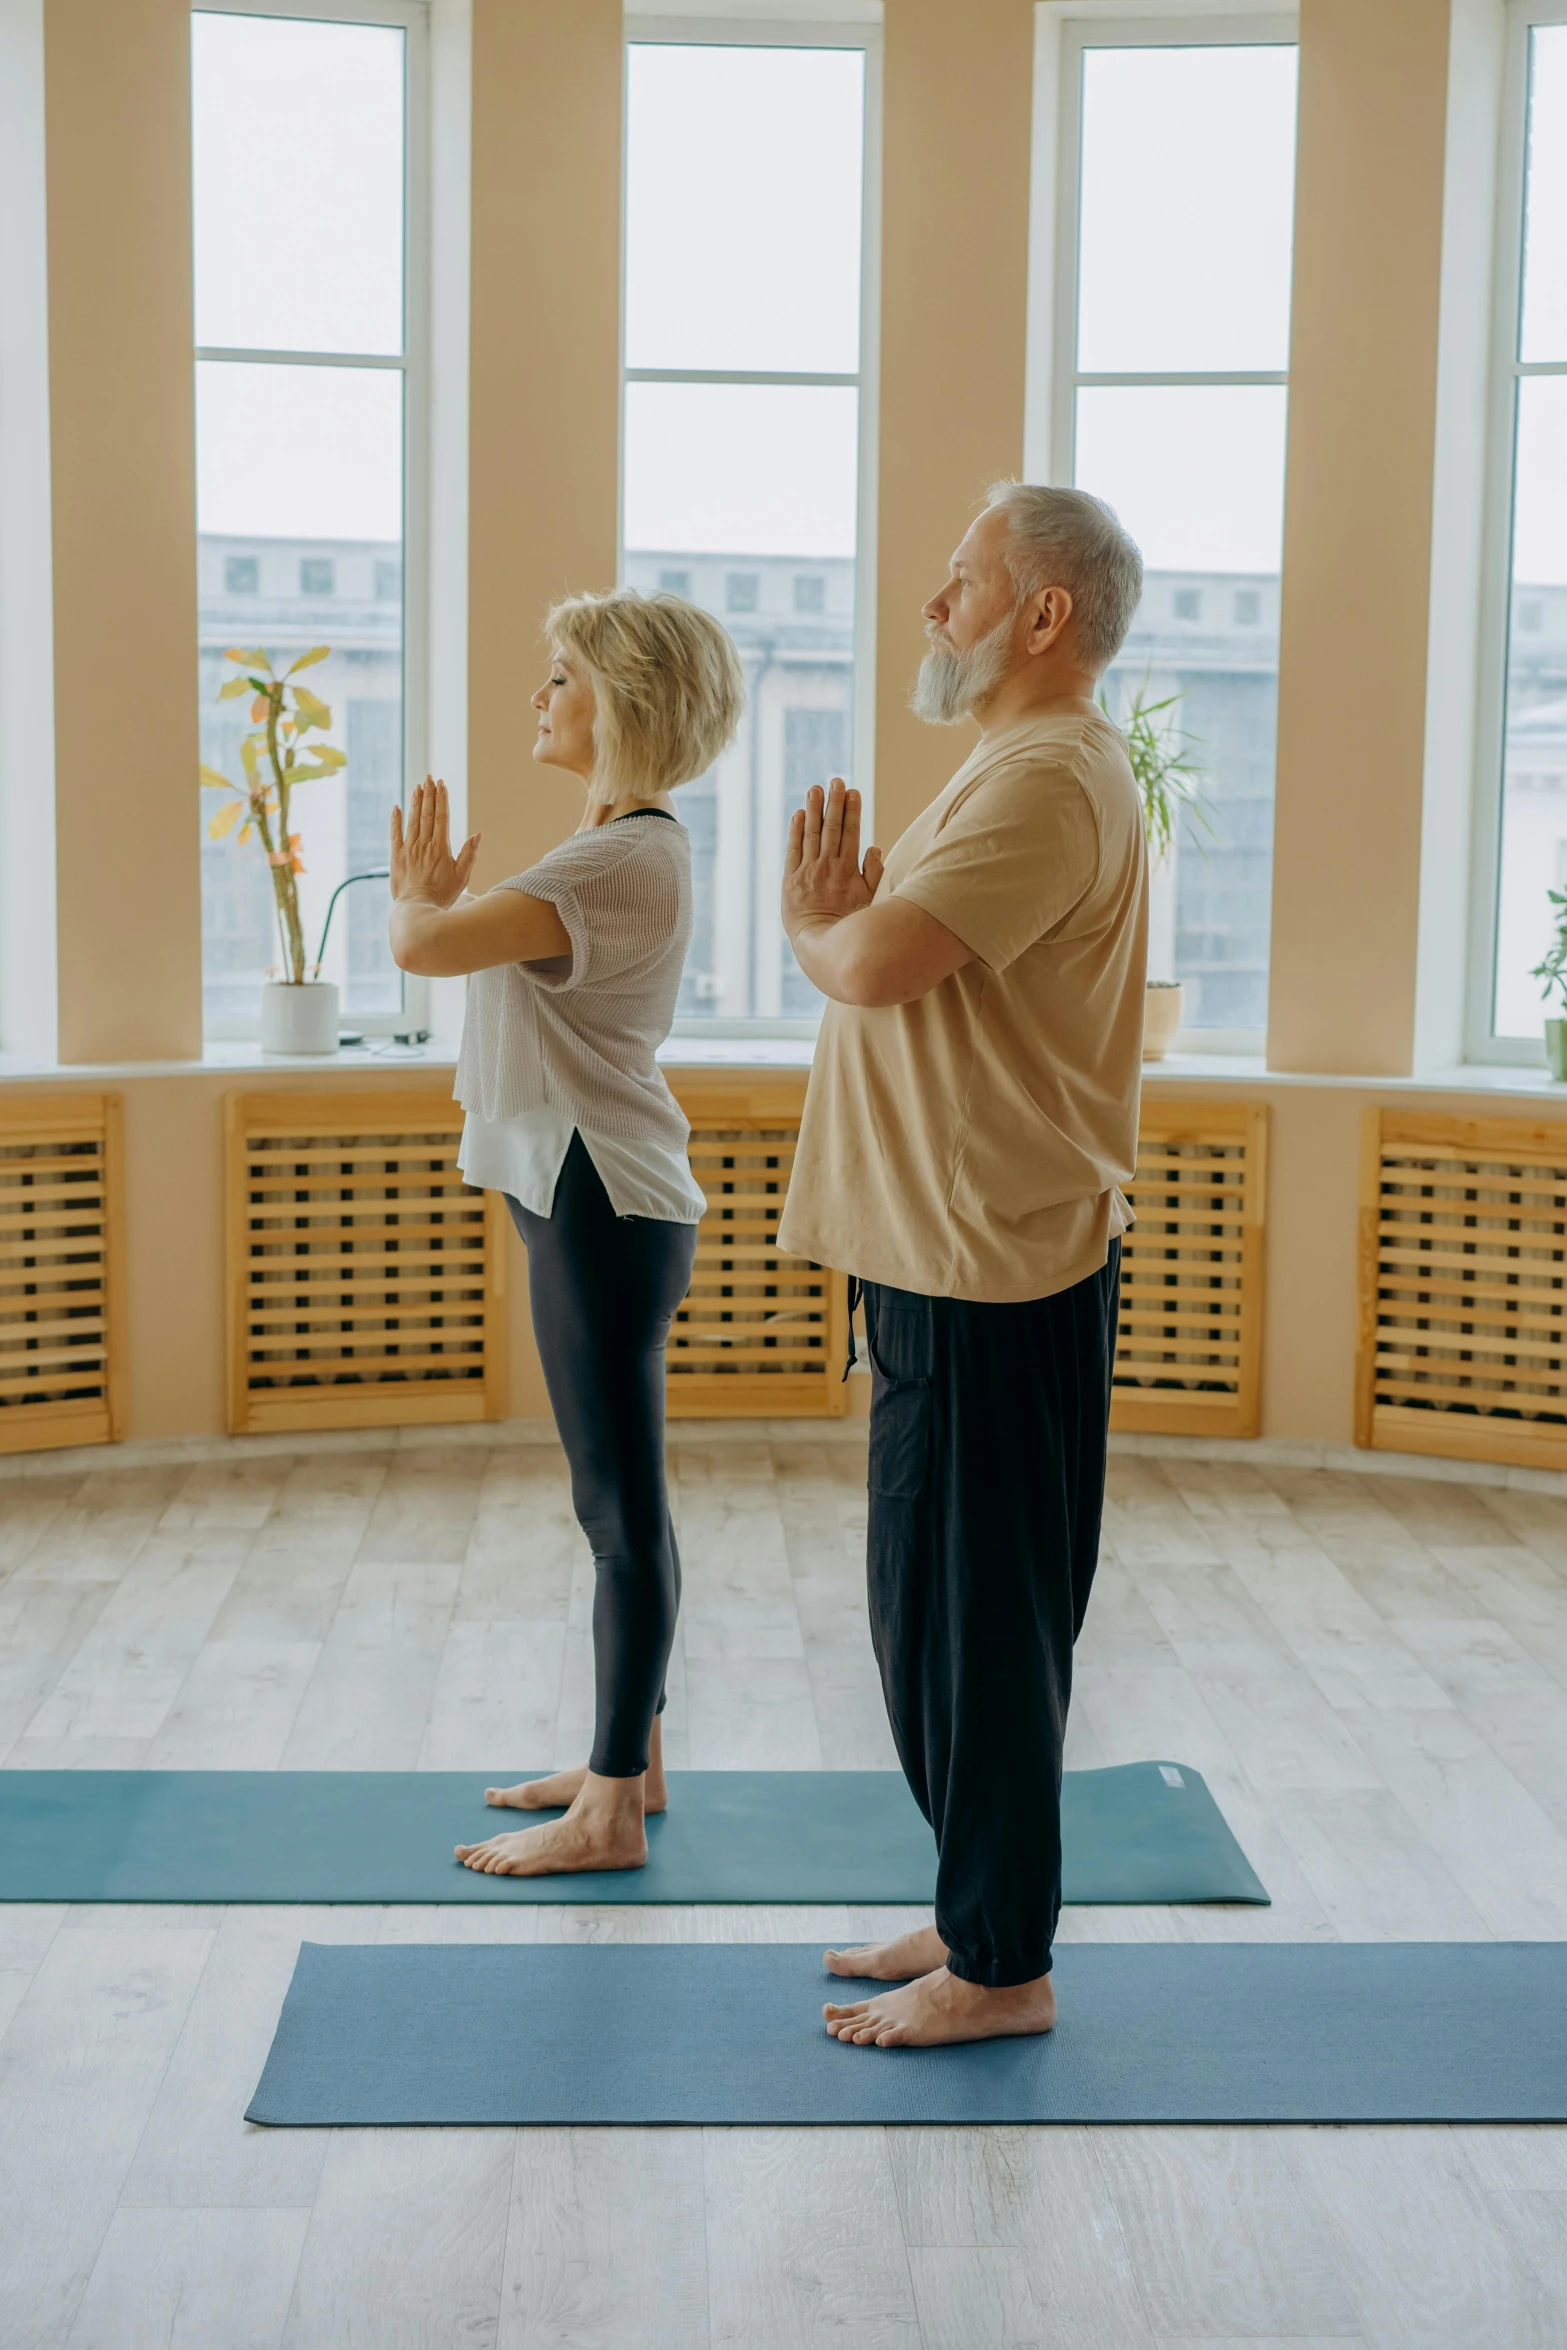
531,647,596,780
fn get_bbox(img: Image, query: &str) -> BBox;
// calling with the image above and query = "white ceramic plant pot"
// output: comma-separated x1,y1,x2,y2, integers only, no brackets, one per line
1142,980,1184,1062
260,980,339,1056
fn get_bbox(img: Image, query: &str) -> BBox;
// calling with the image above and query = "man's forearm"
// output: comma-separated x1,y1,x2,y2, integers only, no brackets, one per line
787,898,975,1009
787,911,867,1004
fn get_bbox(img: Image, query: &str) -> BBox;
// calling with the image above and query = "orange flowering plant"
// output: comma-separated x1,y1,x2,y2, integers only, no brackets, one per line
199,646,348,985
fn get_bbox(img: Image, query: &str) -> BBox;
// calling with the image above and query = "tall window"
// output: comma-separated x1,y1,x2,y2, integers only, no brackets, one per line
1479,8,1567,1055
1053,24,1298,1041
192,5,423,1035
620,30,877,1028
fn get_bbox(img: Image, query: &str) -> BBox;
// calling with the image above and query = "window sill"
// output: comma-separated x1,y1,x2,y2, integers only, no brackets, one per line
0,1038,459,1083
1144,1052,1567,1101
1,1039,1561,1103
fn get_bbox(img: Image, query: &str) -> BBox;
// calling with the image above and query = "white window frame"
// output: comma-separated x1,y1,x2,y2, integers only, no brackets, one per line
194,0,431,1041
622,9,882,1042
1465,0,1567,1068
1038,5,1297,1058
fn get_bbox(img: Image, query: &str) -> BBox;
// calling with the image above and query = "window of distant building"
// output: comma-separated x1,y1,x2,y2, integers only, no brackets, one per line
1048,21,1298,1042
1476,9,1567,1056
192,4,424,1037
658,568,691,596
621,26,877,1029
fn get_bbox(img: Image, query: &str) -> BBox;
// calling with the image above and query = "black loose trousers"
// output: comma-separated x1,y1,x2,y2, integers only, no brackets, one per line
507,1134,696,1780
860,1242,1120,1987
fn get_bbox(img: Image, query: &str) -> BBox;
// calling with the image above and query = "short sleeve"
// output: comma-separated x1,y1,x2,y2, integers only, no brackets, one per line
502,832,678,994
890,755,1100,971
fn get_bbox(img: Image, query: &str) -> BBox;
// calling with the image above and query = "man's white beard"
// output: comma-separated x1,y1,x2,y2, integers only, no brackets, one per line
910,609,1016,725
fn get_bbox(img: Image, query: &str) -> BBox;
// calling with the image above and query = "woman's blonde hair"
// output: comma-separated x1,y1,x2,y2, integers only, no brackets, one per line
544,587,745,800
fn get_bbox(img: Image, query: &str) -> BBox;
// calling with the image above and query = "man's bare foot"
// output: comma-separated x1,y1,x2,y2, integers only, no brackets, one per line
456,1776,649,1876
823,1922,949,1981
823,1965,1056,2048
485,1720,667,1816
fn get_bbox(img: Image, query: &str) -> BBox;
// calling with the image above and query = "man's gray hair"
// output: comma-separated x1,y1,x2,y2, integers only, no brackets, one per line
984,481,1144,676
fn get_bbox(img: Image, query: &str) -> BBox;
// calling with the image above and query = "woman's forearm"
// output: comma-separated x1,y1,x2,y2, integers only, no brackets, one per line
389,885,572,978
388,894,456,975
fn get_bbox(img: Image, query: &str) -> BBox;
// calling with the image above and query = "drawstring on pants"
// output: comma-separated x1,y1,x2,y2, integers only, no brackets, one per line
843,1275,863,1381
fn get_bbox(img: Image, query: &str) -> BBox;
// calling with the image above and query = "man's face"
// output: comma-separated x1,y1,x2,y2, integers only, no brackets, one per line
911,509,1024,726
921,509,1019,656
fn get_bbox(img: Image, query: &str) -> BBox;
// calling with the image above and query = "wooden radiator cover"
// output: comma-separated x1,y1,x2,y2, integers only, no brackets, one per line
665,1073,847,1419
0,1092,125,1454
226,1091,507,1436
1110,1098,1268,1439
1357,1109,1567,1473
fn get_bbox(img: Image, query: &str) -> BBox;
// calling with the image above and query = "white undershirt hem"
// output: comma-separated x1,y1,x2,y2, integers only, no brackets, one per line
458,1107,706,1224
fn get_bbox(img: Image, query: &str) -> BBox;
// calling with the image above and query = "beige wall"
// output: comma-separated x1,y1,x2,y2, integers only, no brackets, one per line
466,0,622,890
872,0,1035,850
44,0,202,1065
1268,0,1455,1075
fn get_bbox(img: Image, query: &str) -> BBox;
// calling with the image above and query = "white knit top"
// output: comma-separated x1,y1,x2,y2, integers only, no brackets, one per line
453,811,693,1154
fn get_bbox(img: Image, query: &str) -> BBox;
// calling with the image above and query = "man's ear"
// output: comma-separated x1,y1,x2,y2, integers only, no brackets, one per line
1030,585,1074,654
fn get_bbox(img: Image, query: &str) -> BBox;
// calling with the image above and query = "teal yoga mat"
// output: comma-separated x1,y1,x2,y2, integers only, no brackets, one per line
247,1940,1567,2126
0,1761,1268,1906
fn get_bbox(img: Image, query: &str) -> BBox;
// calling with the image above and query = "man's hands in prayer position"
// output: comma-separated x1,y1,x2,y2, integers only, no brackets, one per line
782,778,972,1009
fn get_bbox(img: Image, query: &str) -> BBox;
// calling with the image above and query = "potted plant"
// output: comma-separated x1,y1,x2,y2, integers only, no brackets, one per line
1102,678,1213,1061
200,646,347,1053
1529,886,1567,1079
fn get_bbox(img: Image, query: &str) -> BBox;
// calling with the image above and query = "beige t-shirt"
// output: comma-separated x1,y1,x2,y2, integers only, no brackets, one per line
778,707,1148,1304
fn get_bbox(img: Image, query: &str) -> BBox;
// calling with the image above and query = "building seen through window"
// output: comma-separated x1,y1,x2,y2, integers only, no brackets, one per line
1065,35,1298,1035
1491,22,1567,1040
622,37,869,1027
191,7,411,1034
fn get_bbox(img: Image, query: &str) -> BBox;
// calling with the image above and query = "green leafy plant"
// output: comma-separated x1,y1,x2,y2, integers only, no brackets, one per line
199,646,347,985
1101,677,1214,866
1530,887,1567,1014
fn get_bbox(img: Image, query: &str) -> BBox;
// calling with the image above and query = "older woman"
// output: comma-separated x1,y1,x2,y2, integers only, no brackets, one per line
388,588,744,1877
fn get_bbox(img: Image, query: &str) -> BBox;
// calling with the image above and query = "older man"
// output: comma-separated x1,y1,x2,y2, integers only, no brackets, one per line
778,481,1147,2049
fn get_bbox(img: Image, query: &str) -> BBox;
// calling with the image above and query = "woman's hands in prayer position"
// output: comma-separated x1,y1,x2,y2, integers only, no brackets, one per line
387,778,570,978
390,777,480,909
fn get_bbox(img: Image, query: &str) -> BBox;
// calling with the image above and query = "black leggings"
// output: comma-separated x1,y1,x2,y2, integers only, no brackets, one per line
507,1133,696,1777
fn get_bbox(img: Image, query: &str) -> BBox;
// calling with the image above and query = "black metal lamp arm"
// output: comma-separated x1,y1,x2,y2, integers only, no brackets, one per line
313,869,391,977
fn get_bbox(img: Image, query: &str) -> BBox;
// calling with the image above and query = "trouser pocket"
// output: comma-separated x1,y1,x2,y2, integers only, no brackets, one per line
863,1284,934,1500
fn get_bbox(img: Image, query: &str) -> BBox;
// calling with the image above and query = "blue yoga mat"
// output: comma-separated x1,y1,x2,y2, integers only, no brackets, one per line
246,1939,1567,2126
0,1761,1267,1906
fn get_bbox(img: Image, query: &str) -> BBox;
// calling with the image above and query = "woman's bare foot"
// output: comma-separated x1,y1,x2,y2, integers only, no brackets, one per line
456,1773,649,1876
824,1965,1056,2049
823,1922,948,1981
485,1719,667,1816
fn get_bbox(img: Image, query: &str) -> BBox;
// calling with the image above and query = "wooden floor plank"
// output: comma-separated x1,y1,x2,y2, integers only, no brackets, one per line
702,2129,920,2350
498,2128,709,2348
63,2206,310,2350
0,1925,214,2350
282,2130,513,2350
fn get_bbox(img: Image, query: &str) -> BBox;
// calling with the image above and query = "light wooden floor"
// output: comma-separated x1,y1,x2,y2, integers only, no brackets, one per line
3,1436,1567,2349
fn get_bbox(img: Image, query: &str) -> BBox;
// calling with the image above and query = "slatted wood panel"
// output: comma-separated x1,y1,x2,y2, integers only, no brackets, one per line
666,1074,847,1418
0,1093,125,1454
226,1092,507,1436
1110,1098,1268,1438
1356,1109,1567,1472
